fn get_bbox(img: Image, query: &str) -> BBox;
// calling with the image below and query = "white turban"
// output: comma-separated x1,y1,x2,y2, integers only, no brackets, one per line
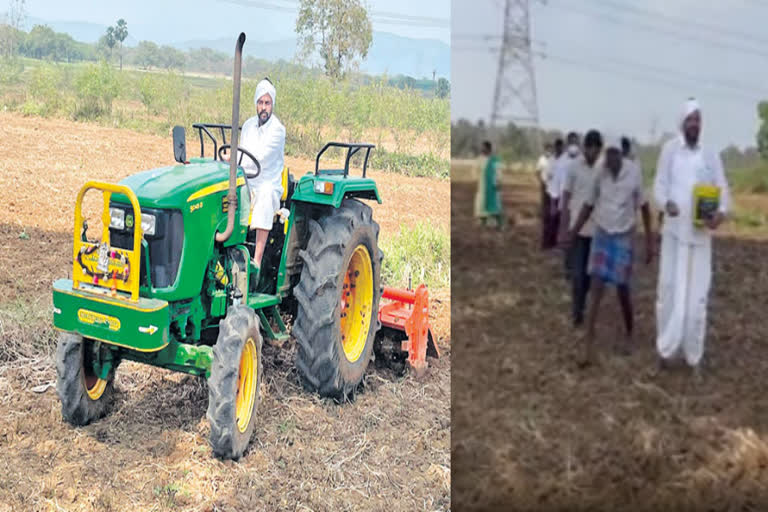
603,134,622,152
679,97,700,130
254,78,276,108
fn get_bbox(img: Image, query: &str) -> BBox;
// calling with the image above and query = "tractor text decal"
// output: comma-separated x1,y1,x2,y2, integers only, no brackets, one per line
190,201,203,213
77,309,121,332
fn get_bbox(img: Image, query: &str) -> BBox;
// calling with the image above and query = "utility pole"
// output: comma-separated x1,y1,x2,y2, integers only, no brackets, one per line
490,0,542,156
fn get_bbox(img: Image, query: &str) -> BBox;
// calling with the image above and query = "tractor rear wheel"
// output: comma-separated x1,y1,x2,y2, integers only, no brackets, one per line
293,199,383,400
207,305,263,460
56,332,116,426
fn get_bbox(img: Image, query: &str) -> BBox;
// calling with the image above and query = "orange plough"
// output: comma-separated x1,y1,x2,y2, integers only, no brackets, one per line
377,284,439,376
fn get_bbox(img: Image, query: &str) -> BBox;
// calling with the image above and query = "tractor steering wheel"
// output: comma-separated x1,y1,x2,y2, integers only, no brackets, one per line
218,144,261,178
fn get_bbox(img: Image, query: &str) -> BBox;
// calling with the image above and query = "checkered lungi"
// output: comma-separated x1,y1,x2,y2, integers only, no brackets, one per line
587,227,634,286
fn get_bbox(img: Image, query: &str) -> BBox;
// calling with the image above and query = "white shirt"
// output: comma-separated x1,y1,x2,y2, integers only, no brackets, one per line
653,136,730,245
536,154,552,184
588,158,647,234
239,114,286,195
550,153,578,202
564,155,599,237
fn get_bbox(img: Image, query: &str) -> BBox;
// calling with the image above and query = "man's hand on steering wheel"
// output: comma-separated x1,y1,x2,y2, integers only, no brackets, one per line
218,144,261,177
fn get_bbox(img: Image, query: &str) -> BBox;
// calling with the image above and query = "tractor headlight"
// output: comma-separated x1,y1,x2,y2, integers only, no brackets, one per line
314,180,334,195
109,208,125,230
141,213,156,236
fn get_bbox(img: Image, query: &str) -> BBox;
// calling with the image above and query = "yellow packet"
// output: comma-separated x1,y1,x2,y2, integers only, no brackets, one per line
693,184,720,227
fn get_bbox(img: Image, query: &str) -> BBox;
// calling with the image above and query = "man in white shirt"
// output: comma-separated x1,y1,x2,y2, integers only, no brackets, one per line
237,78,286,272
560,130,602,327
654,98,730,376
536,142,553,248
542,139,564,249
553,131,581,278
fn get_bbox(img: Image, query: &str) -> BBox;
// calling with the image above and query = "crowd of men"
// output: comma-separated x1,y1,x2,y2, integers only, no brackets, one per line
529,98,730,373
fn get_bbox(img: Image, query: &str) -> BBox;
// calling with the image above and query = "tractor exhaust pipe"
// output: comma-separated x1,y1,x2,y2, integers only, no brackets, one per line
216,32,246,243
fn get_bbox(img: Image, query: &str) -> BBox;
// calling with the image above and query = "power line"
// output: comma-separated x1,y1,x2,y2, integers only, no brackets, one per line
546,0,768,60
454,45,765,103
218,0,449,27
589,0,768,47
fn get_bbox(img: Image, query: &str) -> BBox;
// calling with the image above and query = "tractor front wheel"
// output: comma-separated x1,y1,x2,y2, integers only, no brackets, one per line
207,305,263,460
293,199,383,401
56,332,116,426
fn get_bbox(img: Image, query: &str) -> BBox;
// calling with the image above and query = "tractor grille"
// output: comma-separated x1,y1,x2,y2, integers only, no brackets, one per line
108,204,184,289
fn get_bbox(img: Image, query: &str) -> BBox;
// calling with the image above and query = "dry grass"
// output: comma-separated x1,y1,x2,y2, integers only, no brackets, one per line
0,112,450,511
452,170,768,511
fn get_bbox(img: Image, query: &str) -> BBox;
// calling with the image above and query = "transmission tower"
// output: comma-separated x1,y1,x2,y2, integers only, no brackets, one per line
490,0,542,153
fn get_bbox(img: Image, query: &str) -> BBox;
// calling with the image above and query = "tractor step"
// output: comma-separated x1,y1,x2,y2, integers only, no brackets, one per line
257,304,290,347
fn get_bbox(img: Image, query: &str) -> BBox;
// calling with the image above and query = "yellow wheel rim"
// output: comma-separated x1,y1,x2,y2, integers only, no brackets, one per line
235,337,258,433
82,360,107,401
340,244,374,363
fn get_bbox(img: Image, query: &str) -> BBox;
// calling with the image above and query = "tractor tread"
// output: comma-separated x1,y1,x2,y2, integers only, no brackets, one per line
293,199,382,401
206,306,263,461
56,332,116,426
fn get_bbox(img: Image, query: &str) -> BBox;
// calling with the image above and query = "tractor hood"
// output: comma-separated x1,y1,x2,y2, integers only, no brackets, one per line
114,160,241,209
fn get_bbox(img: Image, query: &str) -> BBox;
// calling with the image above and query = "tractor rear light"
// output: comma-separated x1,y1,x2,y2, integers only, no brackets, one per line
314,180,334,195
141,213,156,236
109,208,125,230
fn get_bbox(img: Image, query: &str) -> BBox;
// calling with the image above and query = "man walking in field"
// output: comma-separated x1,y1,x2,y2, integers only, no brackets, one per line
560,130,602,327
569,136,653,367
474,141,504,229
553,131,581,278
537,142,554,248
654,98,730,376
542,139,564,248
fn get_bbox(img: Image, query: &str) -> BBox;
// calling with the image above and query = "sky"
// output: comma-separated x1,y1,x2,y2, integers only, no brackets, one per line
451,0,768,150
13,0,450,44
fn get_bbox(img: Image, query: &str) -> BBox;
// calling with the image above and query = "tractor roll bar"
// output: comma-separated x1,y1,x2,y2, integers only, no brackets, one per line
192,123,243,159
315,142,376,178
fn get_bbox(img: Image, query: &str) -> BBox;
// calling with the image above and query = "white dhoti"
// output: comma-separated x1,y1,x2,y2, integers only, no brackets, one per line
655,233,712,366
249,181,282,231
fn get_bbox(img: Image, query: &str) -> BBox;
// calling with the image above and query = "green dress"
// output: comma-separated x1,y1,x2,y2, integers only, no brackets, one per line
474,155,502,219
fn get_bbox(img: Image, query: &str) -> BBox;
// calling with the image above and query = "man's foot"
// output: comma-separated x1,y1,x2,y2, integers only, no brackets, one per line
577,353,595,369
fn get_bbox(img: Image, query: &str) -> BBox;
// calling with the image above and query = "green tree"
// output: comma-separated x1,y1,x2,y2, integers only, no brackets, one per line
158,45,185,70
0,0,26,57
758,102,768,160
436,77,450,99
296,0,372,80
114,18,128,70
104,26,116,61
134,40,159,69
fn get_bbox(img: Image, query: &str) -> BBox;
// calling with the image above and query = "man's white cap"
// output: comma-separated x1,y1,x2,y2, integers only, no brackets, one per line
603,134,622,152
679,97,700,129
254,78,276,107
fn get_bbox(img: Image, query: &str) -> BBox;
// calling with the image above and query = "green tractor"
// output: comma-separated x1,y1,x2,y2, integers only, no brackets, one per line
52,33,392,460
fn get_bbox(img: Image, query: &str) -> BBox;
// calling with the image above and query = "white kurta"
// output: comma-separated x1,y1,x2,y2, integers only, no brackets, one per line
239,114,286,230
653,135,730,366
550,153,577,208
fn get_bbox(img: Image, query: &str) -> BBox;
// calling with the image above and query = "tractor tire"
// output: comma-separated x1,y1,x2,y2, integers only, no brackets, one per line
293,199,383,401
56,332,116,426
207,305,263,460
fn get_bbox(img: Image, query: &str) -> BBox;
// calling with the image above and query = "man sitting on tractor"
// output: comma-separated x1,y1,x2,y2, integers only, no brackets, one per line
233,77,286,275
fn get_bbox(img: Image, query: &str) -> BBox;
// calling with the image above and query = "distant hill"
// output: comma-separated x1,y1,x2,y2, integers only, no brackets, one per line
22,16,449,79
